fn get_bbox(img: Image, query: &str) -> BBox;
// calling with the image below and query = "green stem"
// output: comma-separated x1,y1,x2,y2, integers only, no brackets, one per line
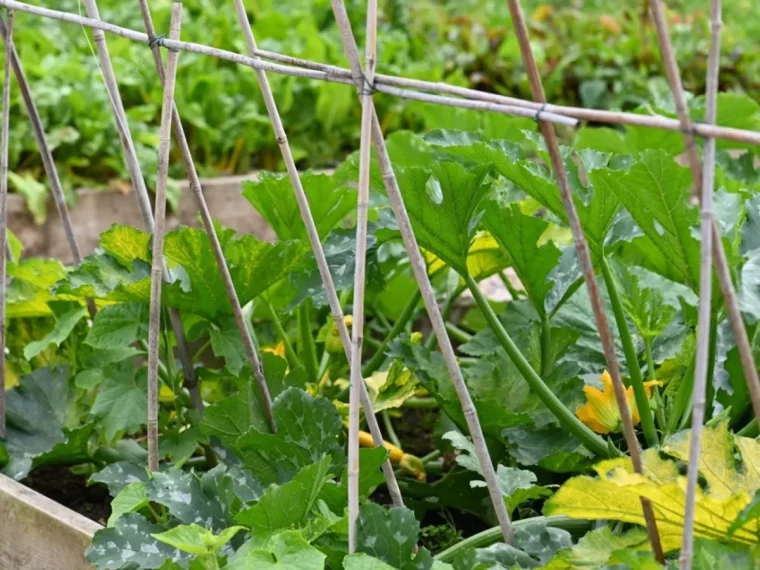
668,351,696,434
420,450,441,465
644,339,657,381
192,339,211,362
600,258,658,448
677,310,718,432
444,322,472,344
403,397,439,409
382,410,402,448
645,338,667,432
425,284,466,350
703,309,719,422
499,271,523,300
465,274,612,458
435,516,591,562
317,351,331,382
362,290,421,377
541,315,552,376
298,300,319,383
266,301,302,370
738,419,758,438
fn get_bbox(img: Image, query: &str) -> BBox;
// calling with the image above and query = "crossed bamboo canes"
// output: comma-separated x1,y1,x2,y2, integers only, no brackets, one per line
225,0,405,509
644,0,754,567
1,0,759,559
6,0,760,146
503,0,665,559
81,0,277,433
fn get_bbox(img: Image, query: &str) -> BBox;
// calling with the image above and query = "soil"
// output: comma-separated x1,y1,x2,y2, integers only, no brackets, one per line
22,465,111,526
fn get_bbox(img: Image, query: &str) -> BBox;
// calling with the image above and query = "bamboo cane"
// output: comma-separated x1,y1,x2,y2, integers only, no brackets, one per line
147,3,182,472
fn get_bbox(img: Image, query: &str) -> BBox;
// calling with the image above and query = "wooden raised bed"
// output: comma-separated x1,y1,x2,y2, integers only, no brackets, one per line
7,172,277,264
0,473,100,570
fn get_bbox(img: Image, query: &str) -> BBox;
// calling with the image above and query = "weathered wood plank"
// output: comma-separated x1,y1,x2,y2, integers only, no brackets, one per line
0,473,101,570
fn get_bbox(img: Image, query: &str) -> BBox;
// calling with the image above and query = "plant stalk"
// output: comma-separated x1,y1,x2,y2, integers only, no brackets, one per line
297,301,319,383
0,8,11,439
133,0,274,430
362,290,421,377
424,284,465,350
230,0,404,507
330,0,515,545
681,0,720,564
147,4,182,472
466,274,610,456
504,0,663,559
601,258,658,448
265,301,301,370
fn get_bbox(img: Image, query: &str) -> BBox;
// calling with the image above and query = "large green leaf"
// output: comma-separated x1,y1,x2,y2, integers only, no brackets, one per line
234,388,344,485
90,461,150,496
57,253,151,300
163,227,307,317
2,367,79,480
99,224,151,269
86,514,189,570
356,503,419,568
596,150,700,289
243,172,356,241
482,203,561,316
201,384,270,448
235,457,332,539
318,447,389,514
85,302,149,350
396,161,492,274
145,468,231,532
90,362,148,442
285,228,384,310
107,481,149,527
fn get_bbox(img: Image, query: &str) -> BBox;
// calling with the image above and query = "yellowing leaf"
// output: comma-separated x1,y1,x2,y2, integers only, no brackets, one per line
546,424,760,554
599,15,622,35
532,4,553,21
662,422,760,499
423,231,510,281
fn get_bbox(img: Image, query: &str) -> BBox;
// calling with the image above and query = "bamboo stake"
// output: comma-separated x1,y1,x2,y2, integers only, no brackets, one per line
229,0,405,508
647,0,760,424
83,0,274,428
0,14,96,317
0,8,12,439
147,3,182,472
347,0,378,551
681,0,721,567
504,0,663,561
330,0,515,545
7,0,760,145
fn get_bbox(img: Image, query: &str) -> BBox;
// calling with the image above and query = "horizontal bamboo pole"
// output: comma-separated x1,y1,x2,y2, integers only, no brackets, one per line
3,0,760,144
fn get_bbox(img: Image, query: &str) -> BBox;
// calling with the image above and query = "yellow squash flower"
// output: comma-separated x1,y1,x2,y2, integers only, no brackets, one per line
325,315,353,354
263,341,286,359
576,370,661,434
